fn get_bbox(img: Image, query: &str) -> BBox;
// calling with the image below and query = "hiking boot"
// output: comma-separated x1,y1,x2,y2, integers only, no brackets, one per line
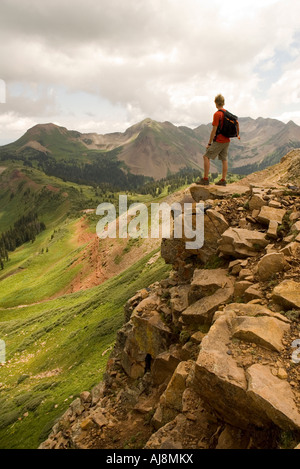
215,179,226,186
196,178,209,186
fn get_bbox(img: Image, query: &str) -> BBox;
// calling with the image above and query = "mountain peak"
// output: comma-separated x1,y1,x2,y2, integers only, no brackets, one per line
25,123,67,137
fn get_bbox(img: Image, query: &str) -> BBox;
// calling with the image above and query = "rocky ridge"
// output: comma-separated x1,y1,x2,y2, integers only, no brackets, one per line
40,161,300,450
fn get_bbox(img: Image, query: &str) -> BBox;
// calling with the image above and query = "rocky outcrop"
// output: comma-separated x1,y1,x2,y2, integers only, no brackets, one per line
272,280,300,310
190,183,251,202
192,306,299,431
161,207,229,268
218,227,269,258
40,177,300,450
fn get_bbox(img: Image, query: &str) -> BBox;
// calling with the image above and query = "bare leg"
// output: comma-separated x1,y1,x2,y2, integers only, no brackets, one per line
203,156,210,179
222,160,228,180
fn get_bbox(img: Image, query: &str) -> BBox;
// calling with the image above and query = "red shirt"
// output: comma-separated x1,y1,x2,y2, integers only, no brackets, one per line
212,109,230,143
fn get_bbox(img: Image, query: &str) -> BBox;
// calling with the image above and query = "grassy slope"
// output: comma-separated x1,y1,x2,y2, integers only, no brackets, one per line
0,251,170,449
0,163,173,449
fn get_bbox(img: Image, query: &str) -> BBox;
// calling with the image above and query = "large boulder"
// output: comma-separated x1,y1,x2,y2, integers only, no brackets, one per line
170,285,191,323
180,269,234,325
121,304,175,379
192,306,300,431
152,361,192,429
257,253,290,281
190,183,251,202
218,227,269,258
247,365,300,431
180,286,234,325
188,268,232,303
258,206,286,225
231,316,290,352
161,208,229,267
249,194,267,211
272,280,300,309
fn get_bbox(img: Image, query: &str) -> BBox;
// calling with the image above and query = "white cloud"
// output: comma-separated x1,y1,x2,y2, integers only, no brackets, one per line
0,0,300,142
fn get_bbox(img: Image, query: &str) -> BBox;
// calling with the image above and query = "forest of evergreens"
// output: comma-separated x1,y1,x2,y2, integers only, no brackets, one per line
0,212,46,269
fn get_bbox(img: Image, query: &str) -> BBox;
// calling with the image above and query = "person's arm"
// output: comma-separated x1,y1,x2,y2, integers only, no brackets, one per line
206,126,217,149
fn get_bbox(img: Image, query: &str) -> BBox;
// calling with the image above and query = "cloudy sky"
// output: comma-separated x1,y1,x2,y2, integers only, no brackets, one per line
0,0,300,144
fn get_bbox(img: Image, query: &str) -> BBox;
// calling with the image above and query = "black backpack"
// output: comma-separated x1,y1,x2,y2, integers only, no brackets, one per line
216,109,240,138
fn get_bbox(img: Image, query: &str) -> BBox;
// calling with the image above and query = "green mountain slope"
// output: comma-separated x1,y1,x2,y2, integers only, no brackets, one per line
0,162,174,448
0,119,209,182
0,249,170,449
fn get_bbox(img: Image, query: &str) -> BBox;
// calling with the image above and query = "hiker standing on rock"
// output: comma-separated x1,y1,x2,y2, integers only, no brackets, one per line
197,94,239,187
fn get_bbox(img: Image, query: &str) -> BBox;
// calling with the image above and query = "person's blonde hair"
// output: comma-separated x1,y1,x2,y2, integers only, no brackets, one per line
214,94,225,107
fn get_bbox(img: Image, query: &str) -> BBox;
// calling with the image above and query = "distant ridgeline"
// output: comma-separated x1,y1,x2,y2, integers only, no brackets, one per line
0,146,152,191
0,211,46,269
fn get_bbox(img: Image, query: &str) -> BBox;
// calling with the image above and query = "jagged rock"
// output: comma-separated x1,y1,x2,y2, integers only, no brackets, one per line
161,237,191,266
277,368,288,380
229,259,247,275
234,281,254,300
152,361,192,429
238,268,252,280
205,209,229,233
181,276,234,326
170,285,190,322
80,391,92,405
145,415,187,449
195,210,229,263
124,289,150,322
258,206,286,225
38,174,300,451
267,220,278,239
70,398,85,417
272,280,300,309
190,183,250,202
133,295,161,315
193,312,262,429
188,268,231,304
290,211,300,222
265,244,277,254
161,208,229,267
91,382,105,406
218,227,269,258
280,242,299,257
243,285,263,302
193,309,299,431
222,303,290,324
269,200,282,209
231,316,290,352
151,349,181,386
216,425,250,449
80,418,95,431
91,409,109,429
291,221,300,233
249,194,266,211
121,308,174,379
191,331,206,344
246,364,300,431
257,253,290,281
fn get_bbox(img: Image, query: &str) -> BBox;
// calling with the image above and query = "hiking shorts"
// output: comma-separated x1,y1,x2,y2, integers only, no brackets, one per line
204,141,230,161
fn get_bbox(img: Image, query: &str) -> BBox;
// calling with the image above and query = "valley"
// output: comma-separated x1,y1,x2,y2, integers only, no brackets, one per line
0,119,300,449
